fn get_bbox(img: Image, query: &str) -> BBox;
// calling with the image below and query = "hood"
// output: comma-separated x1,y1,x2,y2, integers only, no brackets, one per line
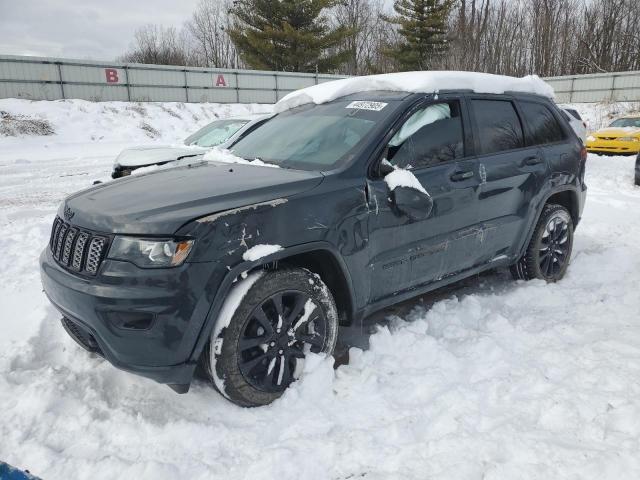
62,162,323,234
115,145,209,168
594,127,640,138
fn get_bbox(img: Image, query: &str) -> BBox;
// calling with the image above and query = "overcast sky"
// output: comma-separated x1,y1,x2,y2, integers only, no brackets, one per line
0,0,201,60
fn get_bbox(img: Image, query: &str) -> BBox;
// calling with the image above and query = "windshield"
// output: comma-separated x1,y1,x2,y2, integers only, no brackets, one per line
184,119,248,147
609,118,640,128
230,100,399,170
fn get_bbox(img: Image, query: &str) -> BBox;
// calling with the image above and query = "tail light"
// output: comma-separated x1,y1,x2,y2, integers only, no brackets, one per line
579,146,587,183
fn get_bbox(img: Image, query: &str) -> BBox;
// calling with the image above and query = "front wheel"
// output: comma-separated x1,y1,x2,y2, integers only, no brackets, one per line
511,204,574,282
204,268,338,407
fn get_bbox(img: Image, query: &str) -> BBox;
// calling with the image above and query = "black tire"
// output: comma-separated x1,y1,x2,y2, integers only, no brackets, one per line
511,204,574,282
203,268,338,407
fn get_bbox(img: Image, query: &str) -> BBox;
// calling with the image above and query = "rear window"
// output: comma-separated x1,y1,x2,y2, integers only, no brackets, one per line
471,99,524,155
520,101,566,145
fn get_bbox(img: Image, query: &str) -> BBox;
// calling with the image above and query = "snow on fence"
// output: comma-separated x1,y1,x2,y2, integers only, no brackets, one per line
1,54,639,104
0,55,345,104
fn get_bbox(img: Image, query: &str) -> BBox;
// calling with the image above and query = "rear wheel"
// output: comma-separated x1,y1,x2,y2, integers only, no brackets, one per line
511,204,574,282
204,268,338,407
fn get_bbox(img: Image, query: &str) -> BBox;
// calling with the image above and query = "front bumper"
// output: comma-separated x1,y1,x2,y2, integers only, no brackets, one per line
40,247,223,388
586,139,640,154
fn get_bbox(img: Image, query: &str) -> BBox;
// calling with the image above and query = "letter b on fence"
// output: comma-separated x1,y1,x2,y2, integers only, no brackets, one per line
105,68,119,83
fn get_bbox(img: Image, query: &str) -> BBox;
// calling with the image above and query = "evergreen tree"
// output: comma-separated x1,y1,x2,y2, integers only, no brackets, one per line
228,0,353,73
384,0,455,71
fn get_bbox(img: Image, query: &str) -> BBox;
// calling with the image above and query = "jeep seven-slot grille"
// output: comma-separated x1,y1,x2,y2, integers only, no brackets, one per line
49,217,108,275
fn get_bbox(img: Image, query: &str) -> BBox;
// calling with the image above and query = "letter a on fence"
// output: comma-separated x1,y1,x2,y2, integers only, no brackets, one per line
215,74,227,87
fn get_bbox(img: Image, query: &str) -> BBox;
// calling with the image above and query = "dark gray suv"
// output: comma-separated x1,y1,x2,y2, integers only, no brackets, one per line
41,86,587,406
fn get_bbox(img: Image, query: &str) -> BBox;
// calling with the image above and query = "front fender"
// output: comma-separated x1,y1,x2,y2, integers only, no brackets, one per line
187,241,356,364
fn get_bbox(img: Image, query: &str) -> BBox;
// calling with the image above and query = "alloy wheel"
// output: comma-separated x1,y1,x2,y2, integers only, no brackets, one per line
538,215,570,278
237,290,327,393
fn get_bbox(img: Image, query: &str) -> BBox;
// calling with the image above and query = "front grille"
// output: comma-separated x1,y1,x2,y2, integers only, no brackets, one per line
49,216,108,276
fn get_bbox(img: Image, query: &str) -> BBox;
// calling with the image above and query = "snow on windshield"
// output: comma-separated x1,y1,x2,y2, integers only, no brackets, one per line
275,71,554,113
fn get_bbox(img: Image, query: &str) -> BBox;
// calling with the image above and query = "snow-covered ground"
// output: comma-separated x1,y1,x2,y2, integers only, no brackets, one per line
1,99,640,479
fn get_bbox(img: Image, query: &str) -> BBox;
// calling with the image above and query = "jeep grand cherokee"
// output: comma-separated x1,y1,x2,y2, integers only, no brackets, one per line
41,72,587,407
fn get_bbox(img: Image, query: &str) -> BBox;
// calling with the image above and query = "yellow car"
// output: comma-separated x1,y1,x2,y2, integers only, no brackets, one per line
586,115,640,155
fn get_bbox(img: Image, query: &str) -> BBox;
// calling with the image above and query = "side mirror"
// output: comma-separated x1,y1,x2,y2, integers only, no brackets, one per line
390,186,434,221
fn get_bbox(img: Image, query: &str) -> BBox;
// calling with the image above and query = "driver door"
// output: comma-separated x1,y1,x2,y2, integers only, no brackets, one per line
366,97,481,303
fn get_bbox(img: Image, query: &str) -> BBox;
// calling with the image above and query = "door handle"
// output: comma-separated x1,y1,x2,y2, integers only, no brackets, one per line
523,156,543,166
450,170,474,181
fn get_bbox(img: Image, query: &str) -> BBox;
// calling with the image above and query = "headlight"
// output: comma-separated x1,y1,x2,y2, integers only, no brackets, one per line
586,135,596,142
108,237,194,268
618,136,639,142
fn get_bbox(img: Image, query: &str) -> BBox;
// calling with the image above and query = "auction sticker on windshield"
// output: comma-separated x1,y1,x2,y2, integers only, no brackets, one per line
346,101,388,111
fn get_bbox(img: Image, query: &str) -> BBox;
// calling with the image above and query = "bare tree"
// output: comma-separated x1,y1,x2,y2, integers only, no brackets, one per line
331,0,398,74
118,0,640,76
186,0,240,68
120,24,192,66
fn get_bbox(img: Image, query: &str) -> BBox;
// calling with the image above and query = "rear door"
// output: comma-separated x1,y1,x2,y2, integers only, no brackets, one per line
365,96,481,302
469,96,548,264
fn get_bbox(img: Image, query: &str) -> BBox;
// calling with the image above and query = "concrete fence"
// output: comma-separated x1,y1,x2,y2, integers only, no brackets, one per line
0,55,345,104
1,54,640,104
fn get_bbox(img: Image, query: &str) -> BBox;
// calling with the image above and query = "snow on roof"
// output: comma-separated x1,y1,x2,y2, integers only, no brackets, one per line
275,71,554,113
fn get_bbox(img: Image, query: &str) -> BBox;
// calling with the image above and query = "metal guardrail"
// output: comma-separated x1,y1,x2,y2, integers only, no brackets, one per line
543,70,640,103
1,54,639,104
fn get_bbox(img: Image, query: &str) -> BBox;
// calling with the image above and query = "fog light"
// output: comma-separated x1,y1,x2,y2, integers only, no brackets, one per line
103,311,155,330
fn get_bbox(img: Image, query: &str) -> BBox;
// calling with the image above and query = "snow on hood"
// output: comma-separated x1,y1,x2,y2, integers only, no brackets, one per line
132,147,279,175
203,147,279,168
275,71,554,113
116,144,208,167
596,126,640,135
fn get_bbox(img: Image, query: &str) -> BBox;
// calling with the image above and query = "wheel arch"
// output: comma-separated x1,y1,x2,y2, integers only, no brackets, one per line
189,242,356,365
515,186,580,262
545,188,580,226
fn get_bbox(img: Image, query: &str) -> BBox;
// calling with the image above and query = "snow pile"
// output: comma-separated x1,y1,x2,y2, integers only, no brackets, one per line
2,102,640,479
0,98,272,144
209,271,265,395
276,71,554,112
384,167,430,196
242,244,283,261
203,147,279,168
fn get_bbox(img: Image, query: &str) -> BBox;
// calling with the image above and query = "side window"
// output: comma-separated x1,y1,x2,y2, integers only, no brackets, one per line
471,99,524,155
386,101,464,169
519,101,566,145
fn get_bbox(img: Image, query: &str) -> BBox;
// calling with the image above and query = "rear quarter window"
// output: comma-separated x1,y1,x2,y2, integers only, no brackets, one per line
520,101,567,146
